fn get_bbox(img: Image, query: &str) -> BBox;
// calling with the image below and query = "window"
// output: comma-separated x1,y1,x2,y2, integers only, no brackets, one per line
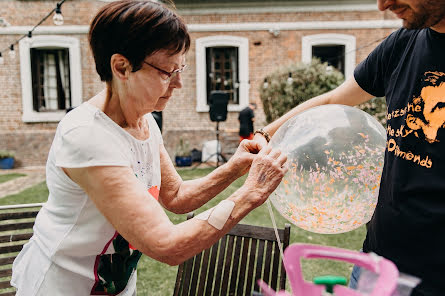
195,36,249,112
206,47,239,105
312,44,345,75
19,35,82,122
31,48,71,112
302,34,356,78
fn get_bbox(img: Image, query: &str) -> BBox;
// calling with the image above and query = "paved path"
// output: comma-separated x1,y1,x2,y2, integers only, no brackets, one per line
0,166,46,199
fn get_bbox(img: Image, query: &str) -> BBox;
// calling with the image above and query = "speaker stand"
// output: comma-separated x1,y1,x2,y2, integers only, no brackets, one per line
200,121,227,168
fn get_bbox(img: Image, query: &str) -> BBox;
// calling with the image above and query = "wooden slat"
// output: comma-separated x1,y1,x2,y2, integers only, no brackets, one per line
212,235,227,295
0,244,24,255
0,233,33,244
270,241,281,291
0,211,39,221
253,240,265,293
188,251,202,295
180,257,194,296
0,280,12,289
244,238,257,295
262,240,274,286
204,240,220,296
228,224,284,241
236,237,250,295
0,269,12,278
280,224,291,290
0,291,16,296
0,222,35,232
0,257,15,266
220,235,235,295
196,247,211,296
228,235,243,295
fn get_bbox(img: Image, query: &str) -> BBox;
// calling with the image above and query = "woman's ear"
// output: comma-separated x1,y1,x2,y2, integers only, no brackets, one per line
110,54,131,81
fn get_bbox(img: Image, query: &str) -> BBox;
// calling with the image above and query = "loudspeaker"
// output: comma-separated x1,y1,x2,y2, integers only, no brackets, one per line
209,91,229,122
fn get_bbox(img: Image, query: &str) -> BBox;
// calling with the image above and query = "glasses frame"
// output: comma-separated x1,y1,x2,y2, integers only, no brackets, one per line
143,61,187,82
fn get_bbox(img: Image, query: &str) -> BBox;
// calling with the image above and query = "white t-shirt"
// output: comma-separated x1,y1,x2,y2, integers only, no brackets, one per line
11,102,163,296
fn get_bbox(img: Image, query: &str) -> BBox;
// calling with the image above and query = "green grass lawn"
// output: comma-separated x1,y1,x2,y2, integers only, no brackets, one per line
0,167,366,295
0,173,26,184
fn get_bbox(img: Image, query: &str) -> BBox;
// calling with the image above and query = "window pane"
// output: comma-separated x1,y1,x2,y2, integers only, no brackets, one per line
312,45,345,75
206,46,239,105
31,48,71,112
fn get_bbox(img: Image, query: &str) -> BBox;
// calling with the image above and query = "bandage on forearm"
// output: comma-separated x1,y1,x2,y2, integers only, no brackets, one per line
195,200,235,230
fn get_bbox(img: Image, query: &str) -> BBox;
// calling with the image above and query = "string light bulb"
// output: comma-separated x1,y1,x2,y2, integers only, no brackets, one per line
53,3,64,26
0,52,4,65
9,44,16,60
287,72,293,85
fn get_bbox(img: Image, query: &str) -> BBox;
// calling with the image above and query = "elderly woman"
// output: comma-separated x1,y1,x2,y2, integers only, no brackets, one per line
11,1,287,295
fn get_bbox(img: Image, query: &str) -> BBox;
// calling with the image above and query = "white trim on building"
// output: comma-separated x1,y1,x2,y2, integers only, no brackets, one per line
0,20,402,35
195,35,249,113
178,3,378,15
19,35,83,123
302,34,356,78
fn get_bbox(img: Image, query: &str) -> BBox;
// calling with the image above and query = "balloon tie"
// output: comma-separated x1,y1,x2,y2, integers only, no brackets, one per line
267,197,284,260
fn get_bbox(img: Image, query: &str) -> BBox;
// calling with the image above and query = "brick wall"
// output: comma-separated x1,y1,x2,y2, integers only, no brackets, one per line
0,0,396,167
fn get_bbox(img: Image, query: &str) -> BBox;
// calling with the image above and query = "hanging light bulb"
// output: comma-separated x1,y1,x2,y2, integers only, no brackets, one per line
287,72,293,85
263,78,269,89
53,3,64,26
9,44,16,60
0,52,4,65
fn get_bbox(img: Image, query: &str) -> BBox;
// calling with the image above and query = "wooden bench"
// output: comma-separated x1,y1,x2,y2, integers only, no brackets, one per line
0,203,43,296
174,213,291,296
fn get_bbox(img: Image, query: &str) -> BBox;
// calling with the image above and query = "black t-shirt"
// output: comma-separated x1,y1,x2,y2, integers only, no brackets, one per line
239,107,254,136
355,28,445,293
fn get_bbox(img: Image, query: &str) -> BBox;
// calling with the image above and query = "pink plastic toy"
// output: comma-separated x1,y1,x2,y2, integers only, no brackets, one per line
258,243,399,296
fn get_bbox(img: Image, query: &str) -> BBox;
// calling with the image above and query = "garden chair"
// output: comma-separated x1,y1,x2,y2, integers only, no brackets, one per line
173,213,291,296
0,203,43,296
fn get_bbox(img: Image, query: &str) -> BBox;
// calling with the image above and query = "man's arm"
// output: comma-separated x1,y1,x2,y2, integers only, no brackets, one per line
258,76,374,142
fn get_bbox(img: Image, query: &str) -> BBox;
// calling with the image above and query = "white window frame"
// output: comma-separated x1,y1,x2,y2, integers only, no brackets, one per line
19,35,82,123
195,35,249,112
302,33,356,79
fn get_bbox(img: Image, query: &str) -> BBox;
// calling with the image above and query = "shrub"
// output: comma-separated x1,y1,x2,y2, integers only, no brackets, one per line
0,150,15,159
357,96,387,126
259,58,344,123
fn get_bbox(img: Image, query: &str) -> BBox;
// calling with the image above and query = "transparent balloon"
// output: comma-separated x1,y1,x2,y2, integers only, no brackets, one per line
269,104,386,234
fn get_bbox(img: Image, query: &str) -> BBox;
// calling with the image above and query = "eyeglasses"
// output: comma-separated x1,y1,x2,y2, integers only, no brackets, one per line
143,61,187,83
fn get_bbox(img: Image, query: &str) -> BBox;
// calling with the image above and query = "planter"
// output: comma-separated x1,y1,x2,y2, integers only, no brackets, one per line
0,157,14,169
175,156,192,167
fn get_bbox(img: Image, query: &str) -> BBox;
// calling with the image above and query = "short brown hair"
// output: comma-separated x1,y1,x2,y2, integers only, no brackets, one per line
89,0,190,82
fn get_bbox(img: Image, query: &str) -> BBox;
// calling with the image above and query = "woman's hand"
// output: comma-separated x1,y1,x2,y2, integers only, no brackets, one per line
226,139,262,177
242,146,287,207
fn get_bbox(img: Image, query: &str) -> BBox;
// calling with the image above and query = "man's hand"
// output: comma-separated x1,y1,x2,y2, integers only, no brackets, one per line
253,132,268,151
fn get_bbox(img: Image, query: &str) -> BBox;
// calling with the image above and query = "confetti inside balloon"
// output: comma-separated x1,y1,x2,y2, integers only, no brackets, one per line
269,104,386,234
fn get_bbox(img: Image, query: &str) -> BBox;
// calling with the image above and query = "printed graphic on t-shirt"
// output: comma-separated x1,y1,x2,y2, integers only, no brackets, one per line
385,71,445,168
91,233,142,295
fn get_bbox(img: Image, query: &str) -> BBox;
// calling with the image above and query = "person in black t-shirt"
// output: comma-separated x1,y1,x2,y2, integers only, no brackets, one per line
253,1,445,295
239,103,257,141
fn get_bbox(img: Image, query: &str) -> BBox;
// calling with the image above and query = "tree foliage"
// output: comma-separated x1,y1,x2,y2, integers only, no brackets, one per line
260,58,344,123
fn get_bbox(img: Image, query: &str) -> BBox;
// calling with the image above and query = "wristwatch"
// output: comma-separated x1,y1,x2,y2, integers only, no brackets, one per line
254,128,271,142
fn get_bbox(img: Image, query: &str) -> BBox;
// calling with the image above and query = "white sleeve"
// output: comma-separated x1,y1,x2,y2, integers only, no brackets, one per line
54,125,131,168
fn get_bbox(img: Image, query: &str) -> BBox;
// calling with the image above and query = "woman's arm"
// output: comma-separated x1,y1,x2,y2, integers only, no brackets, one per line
158,139,261,214
63,146,286,266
